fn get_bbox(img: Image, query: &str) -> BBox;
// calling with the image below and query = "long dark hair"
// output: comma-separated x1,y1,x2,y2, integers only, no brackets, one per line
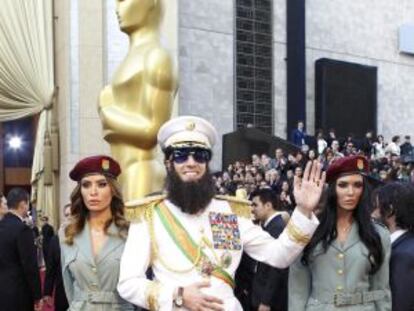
64,175,129,245
375,182,414,232
301,176,384,274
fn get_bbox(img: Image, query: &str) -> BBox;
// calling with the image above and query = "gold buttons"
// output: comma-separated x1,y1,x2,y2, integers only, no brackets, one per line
336,285,343,291
337,269,344,275
337,253,344,259
91,267,97,273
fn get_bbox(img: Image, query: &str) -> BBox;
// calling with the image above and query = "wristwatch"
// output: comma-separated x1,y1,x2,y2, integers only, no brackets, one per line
173,286,184,308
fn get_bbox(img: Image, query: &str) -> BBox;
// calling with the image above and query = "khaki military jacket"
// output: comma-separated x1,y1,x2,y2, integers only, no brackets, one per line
60,222,134,311
289,222,391,311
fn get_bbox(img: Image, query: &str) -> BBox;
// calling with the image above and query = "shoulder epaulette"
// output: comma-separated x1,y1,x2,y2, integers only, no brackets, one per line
215,195,252,219
124,194,166,222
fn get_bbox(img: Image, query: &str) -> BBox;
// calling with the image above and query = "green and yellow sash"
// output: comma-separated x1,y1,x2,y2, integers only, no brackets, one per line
155,202,235,288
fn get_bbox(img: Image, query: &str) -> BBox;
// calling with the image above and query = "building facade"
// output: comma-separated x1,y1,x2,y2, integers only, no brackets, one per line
55,0,414,206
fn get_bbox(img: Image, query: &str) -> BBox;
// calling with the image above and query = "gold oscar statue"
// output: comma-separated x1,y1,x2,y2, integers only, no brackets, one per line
98,0,177,203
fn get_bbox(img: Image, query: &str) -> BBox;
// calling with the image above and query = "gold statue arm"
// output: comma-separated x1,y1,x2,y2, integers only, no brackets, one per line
99,48,177,149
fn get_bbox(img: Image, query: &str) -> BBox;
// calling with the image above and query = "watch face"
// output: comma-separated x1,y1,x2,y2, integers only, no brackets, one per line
174,286,184,307
175,297,183,307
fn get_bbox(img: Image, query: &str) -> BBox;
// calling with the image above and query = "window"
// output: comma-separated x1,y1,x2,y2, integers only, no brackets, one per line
235,0,273,134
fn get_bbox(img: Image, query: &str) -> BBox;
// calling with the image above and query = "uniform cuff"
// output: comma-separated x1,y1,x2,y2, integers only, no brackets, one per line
146,282,175,311
286,209,319,245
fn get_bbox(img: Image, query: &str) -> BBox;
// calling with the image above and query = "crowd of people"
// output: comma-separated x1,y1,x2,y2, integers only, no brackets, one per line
214,124,414,209
0,116,413,311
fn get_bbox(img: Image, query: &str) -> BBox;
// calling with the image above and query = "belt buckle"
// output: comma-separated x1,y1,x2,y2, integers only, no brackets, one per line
334,293,350,306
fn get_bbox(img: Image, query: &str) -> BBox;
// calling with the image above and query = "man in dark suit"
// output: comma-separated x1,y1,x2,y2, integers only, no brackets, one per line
40,215,54,266
234,252,256,311
43,204,70,311
375,182,414,311
43,235,69,311
400,135,413,156
250,189,289,311
0,187,42,311
290,120,306,147
0,192,8,220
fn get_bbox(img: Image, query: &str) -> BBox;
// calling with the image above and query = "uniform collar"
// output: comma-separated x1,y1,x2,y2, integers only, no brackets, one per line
73,221,123,265
95,222,123,264
9,210,24,222
332,222,359,251
391,229,408,244
263,212,280,228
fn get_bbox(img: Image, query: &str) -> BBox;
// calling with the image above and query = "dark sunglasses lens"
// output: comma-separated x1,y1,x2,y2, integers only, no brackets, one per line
193,150,210,163
172,150,189,163
171,149,211,163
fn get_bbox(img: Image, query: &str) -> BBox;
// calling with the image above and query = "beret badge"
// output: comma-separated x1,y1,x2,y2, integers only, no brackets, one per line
326,155,369,183
102,159,110,171
69,155,121,181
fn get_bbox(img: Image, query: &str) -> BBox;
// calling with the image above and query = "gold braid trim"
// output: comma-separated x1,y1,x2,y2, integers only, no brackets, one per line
286,220,311,245
124,206,147,222
145,281,161,311
124,194,166,222
215,195,252,219
145,201,203,272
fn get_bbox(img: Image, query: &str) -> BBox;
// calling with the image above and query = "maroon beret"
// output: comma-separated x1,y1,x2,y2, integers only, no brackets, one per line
326,155,369,183
69,155,121,181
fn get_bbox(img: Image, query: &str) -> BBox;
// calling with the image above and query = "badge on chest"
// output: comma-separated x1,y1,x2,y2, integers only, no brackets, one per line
209,212,241,250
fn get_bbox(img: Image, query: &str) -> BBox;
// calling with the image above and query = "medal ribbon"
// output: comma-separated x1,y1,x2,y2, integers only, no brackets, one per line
155,202,235,288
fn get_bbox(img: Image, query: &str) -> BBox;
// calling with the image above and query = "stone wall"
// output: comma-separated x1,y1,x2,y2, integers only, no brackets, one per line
306,0,414,138
273,0,414,140
178,0,234,171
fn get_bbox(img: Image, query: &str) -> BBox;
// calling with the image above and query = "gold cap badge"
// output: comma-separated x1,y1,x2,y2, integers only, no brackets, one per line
357,159,364,170
102,159,110,171
186,121,196,131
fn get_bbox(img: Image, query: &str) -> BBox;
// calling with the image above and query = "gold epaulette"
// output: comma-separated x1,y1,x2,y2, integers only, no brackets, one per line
215,195,252,219
124,194,166,223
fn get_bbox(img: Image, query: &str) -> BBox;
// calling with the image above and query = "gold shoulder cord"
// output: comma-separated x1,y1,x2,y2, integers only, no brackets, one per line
125,194,167,223
286,220,311,245
146,281,160,311
145,204,203,273
215,195,252,219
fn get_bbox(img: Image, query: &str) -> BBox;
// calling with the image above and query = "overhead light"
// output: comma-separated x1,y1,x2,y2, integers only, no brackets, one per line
9,136,22,150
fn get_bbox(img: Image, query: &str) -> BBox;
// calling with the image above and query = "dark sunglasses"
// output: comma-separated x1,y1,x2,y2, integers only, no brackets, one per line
170,148,212,164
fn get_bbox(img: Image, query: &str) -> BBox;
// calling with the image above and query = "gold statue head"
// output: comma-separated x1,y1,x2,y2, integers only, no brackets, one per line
116,0,162,34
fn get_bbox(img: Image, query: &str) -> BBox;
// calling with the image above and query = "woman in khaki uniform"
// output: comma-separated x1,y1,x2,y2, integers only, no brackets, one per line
60,156,134,311
289,155,391,311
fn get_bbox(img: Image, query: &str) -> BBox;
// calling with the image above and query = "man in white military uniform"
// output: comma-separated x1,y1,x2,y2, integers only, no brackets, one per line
118,116,326,311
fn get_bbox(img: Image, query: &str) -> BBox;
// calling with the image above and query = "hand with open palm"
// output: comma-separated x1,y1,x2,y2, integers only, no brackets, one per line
293,160,326,218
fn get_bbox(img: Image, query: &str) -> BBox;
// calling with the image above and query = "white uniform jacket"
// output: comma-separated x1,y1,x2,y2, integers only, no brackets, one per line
118,198,319,310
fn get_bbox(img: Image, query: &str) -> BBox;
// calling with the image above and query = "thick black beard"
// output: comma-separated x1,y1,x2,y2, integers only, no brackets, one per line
165,167,216,215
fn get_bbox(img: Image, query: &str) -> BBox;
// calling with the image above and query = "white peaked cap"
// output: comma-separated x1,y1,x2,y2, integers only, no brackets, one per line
158,116,219,150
